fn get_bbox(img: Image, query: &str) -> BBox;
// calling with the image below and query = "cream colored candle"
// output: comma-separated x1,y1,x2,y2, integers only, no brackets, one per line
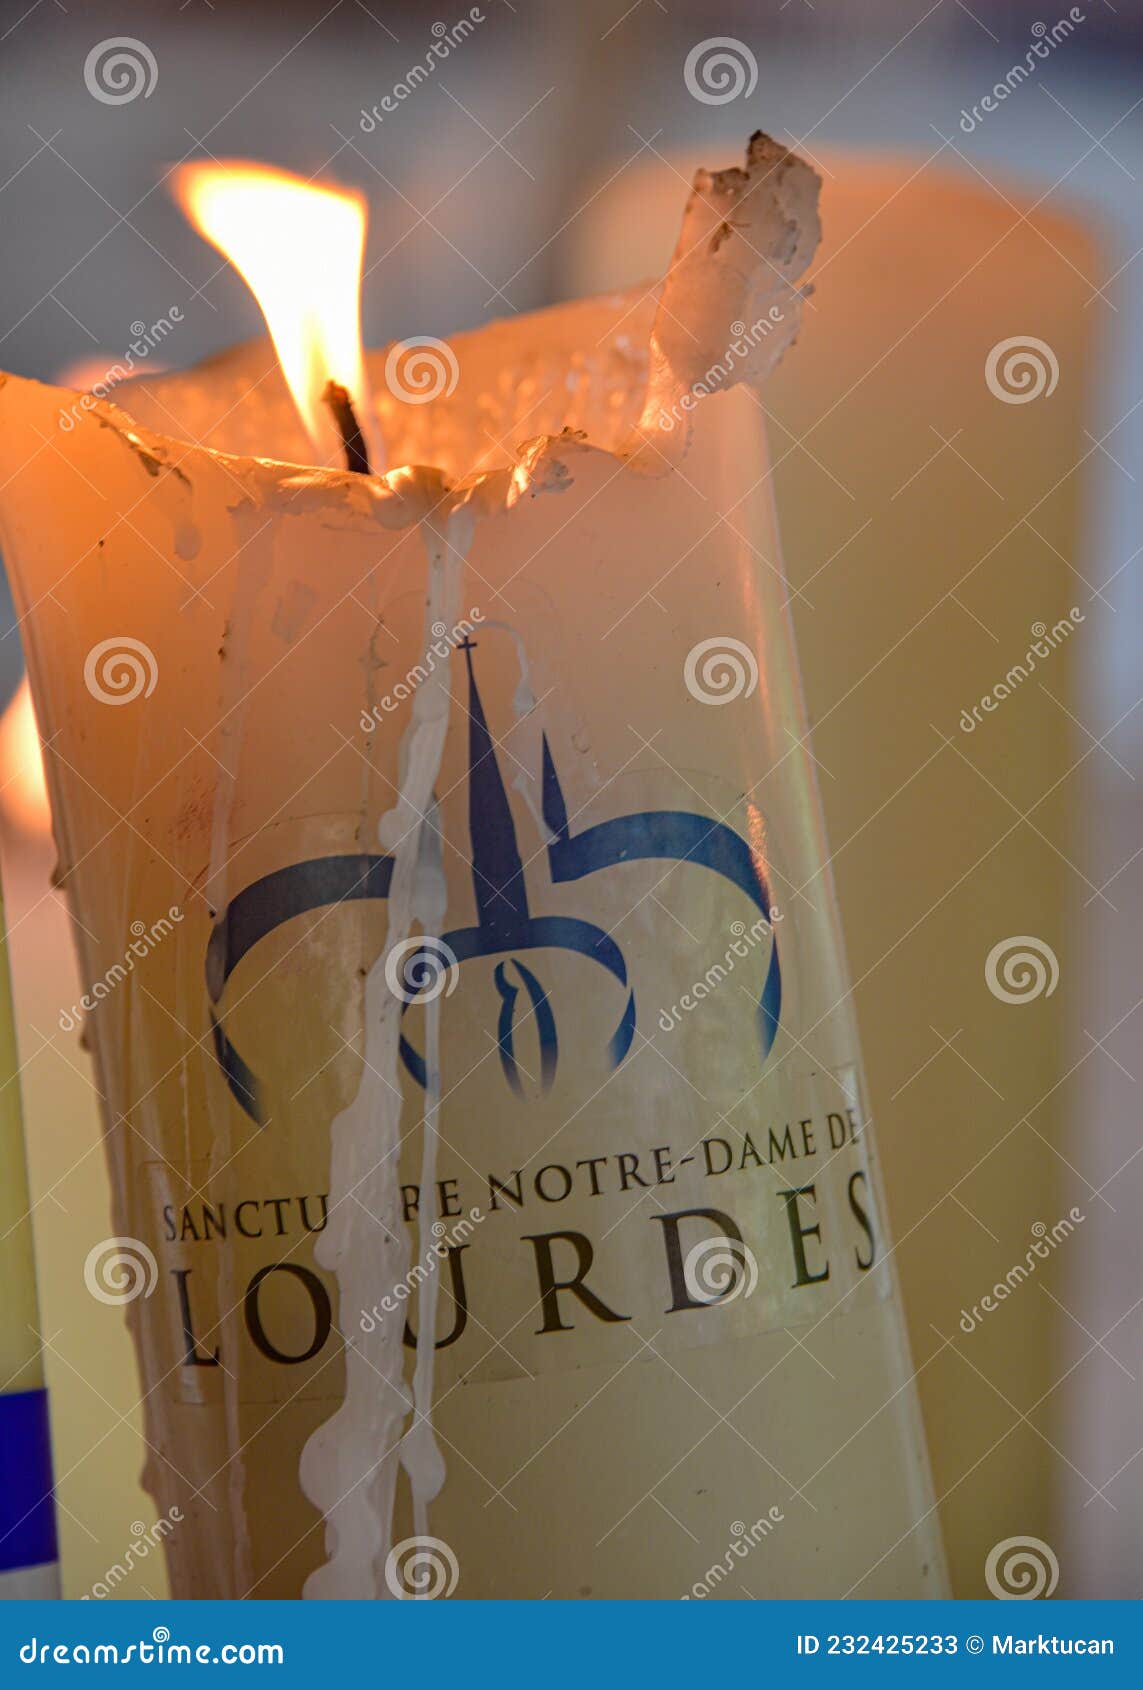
0,137,947,1599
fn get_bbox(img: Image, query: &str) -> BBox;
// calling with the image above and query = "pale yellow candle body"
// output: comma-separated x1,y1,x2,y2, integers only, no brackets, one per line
0,281,946,1597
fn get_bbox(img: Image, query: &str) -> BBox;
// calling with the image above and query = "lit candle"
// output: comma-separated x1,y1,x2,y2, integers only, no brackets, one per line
0,135,947,1599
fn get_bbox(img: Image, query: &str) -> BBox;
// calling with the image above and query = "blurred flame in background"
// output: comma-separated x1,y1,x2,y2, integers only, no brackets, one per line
173,160,369,455
0,679,49,836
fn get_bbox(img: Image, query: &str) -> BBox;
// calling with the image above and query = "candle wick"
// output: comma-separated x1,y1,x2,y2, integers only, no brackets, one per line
322,380,372,476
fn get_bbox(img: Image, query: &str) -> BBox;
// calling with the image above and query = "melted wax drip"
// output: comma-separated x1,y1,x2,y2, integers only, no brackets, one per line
300,508,471,1599
399,800,448,1535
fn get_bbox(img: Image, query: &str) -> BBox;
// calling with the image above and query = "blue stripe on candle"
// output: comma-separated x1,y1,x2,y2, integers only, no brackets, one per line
0,1389,58,1572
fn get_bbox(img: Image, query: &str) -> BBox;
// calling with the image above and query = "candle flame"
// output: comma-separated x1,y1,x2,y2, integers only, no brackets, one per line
174,161,369,454
0,679,50,836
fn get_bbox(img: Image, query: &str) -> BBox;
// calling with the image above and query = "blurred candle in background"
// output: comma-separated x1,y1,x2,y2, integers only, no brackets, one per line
566,148,1101,1594
0,870,59,1597
0,383,159,1599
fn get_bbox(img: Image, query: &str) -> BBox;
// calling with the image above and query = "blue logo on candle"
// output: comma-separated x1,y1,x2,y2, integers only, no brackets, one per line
206,639,781,1123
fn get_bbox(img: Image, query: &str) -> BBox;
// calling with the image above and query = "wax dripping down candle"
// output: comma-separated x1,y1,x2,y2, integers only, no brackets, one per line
300,518,467,1597
173,162,378,471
